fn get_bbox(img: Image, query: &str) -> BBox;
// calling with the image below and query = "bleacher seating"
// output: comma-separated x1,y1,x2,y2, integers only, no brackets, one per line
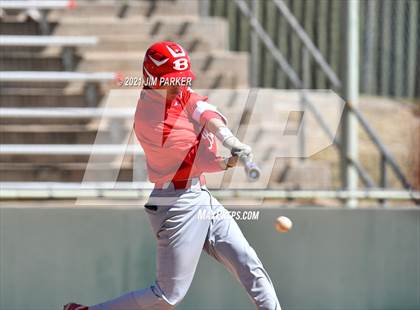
0,0,333,190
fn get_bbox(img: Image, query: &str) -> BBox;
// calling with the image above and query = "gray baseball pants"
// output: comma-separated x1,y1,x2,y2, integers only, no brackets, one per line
90,181,281,310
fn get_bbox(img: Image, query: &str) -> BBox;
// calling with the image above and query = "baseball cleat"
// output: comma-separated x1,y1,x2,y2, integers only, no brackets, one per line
63,303,88,310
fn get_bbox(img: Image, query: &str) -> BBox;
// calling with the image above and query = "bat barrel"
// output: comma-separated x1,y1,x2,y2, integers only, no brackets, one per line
240,156,261,181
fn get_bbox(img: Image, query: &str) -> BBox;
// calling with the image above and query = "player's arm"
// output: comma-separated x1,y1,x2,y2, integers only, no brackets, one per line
187,96,252,170
204,116,253,168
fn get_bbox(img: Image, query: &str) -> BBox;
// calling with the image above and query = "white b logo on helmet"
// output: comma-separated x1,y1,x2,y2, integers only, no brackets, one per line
166,44,186,58
173,58,189,71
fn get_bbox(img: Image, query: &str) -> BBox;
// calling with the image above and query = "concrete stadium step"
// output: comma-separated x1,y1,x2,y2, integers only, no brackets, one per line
0,153,115,164
0,72,242,108
0,89,90,107
0,21,41,35
81,51,247,74
0,154,87,165
51,17,228,48
49,0,199,18
0,53,65,71
0,125,104,144
0,79,114,94
0,50,247,75
2,18,227,47
0,106,100,124
0,163,134,182
0,118,92,125
0,53,248,88
79,35,225,53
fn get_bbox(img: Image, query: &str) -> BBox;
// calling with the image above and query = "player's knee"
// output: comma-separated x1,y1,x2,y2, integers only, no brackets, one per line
150,294,183,310
153,298,175,310
256,290,281,310
265,299,282,310
162,290,187,307
152,283,188,309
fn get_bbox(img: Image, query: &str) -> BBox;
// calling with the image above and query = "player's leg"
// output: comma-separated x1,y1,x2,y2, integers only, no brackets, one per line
90,188,212,310
202,190,281,310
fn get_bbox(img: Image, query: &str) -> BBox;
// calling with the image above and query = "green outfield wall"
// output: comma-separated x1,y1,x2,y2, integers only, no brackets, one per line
0,206,419,310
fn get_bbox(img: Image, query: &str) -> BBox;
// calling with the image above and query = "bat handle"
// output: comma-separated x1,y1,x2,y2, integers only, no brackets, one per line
239,155,261,181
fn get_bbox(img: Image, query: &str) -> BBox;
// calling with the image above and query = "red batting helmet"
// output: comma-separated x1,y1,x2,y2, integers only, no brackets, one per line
142,41,195,88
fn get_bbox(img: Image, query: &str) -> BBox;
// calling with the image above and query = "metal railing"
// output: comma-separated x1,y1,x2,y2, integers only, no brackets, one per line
0,35,97,46
1,35,99,70
0,181,418,201
0,144,143,155
0,0,416,204
207,0,419,98
0,1,76,35
0,107,133,119
0,106,418,203
229,0,415,204
0,1,74,9
0,71,116,82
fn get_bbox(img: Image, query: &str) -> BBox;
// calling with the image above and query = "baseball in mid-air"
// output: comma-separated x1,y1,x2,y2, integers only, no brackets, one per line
275,216,293,233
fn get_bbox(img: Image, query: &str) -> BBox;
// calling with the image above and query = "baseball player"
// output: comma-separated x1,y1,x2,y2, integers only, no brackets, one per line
64,41,281,310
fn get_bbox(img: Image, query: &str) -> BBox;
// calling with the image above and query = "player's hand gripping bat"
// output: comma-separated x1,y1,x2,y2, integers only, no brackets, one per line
230,150,261,181
212,120,261,181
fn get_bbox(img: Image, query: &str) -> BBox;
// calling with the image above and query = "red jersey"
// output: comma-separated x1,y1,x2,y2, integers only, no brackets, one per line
134,87,226,184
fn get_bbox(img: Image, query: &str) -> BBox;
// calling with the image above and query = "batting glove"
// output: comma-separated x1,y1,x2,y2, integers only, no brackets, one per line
223,136,253,161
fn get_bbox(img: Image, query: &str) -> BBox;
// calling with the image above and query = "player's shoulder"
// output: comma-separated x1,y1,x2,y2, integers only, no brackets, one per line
180,87,208,105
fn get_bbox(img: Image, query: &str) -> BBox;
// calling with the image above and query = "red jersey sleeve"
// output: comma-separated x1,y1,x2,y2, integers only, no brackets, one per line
182,88,227,126
198,110,224,127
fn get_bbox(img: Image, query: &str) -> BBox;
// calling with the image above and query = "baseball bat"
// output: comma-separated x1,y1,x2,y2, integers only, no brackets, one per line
239,154,261,181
